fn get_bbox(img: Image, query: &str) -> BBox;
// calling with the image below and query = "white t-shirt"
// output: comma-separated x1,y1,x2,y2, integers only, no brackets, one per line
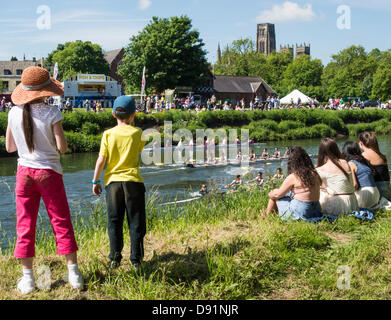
8,103,64,174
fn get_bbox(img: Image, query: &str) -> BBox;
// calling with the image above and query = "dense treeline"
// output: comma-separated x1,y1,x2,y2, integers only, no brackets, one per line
215,40,391,102
1,109,391,155
44,41,110,82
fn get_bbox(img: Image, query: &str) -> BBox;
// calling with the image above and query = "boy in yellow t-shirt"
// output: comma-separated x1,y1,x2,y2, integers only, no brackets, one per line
92,96,146,270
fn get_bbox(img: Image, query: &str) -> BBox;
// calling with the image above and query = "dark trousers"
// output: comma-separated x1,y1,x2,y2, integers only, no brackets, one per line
105,182,146,264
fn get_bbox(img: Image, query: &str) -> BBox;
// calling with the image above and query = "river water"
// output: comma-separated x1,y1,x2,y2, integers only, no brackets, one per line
1,137,391,250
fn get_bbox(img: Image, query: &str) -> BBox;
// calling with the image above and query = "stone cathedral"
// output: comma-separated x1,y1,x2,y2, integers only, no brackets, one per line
256,23,276,56
256,23,310,58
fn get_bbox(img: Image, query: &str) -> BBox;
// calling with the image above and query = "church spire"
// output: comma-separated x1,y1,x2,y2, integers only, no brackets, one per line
217,43,222,63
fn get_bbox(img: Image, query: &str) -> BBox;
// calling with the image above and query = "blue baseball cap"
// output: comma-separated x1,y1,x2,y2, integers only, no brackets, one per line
113,96,136,115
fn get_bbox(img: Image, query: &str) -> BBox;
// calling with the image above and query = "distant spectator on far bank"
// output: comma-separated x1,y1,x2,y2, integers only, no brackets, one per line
65,98,73,113
1,97,6,112
58,99,64,112
84,99,91,112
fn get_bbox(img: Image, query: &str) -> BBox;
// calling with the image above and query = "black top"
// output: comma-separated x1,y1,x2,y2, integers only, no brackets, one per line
373,164,390,182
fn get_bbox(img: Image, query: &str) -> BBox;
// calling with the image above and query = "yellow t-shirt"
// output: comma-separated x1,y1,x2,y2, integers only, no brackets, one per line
99,125,145,186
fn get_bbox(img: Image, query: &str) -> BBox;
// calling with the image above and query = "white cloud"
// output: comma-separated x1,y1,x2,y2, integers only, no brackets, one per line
24,25,141,50
138,0,152,10
52,10,115,24
314,0,390,10
255,2,317,23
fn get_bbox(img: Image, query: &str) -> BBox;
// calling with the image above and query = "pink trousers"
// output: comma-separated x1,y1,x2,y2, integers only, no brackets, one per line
14,166,78,258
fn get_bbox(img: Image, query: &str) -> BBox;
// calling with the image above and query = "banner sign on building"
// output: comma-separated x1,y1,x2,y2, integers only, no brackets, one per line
77,74,106,82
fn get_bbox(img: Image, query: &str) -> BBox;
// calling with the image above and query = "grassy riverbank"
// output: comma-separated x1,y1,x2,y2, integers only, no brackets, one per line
1,187,391,300
1,109,391,156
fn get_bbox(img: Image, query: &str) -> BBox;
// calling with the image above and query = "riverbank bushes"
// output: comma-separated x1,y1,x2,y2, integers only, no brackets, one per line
1,187,391,300
64,132,102,153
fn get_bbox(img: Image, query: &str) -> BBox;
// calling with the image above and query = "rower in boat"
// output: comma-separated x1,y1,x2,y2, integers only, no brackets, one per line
249,149,257,162
184,160,196,168
271,147,281,159
199,184,209,197
260,148,270,160
236,151,243,161
226,175,243,194
272,168,284,181
282,147,291,159
247,172,265,189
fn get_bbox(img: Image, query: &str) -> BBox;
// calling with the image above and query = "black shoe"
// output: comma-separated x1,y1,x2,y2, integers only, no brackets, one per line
131,262,141,271
108,260,120,270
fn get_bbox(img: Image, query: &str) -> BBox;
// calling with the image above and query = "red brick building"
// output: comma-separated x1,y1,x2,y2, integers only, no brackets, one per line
213,75,275,104
104,48,125,90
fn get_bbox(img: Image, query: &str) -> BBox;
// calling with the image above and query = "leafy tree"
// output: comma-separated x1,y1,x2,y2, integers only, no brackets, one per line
360,75,373,100
44,41,109,81
45,44,65,67
119,16,211,94
230,38,255,54
262,51,293,88
277,55,324,100
0,80,4,93
215,47,255,77
281,55,323,88
372,67,391,101
10,56,18,61
322,45,378,98
214,38,292,92
372,51,391,101
215,41,391,101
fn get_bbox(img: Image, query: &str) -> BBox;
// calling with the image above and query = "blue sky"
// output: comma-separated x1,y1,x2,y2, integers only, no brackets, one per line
1,0,390,66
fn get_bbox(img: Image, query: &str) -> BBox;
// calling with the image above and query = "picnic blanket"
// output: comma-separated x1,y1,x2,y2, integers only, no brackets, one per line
305,208,375,223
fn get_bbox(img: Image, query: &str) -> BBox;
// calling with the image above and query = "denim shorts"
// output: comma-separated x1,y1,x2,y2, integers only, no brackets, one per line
277,197,322,221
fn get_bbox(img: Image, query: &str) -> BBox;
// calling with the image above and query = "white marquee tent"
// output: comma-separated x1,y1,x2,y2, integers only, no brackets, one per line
280,89,312,105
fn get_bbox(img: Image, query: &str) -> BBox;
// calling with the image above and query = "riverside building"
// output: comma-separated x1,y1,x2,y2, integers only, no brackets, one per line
0,57,45,102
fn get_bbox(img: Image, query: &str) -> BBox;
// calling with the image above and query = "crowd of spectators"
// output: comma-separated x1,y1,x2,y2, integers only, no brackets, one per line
2,94,391,114
138,94,391,114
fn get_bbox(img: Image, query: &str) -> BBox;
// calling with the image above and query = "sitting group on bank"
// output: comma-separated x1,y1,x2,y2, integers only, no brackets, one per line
266,133,391,220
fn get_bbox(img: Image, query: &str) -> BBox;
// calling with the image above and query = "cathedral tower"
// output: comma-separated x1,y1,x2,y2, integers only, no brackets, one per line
256,23,276,56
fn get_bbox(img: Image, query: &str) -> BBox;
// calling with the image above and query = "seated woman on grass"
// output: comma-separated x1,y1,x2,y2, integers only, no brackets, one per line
359,132,391,201
342,141,380,209
266,147,323,221
316,138,358,216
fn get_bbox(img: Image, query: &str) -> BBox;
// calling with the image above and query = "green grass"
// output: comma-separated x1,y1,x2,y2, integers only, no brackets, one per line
1,186,391,300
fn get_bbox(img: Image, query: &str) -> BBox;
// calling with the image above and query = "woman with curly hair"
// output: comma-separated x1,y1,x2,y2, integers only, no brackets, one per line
316,138,358,215
266,146,322,221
